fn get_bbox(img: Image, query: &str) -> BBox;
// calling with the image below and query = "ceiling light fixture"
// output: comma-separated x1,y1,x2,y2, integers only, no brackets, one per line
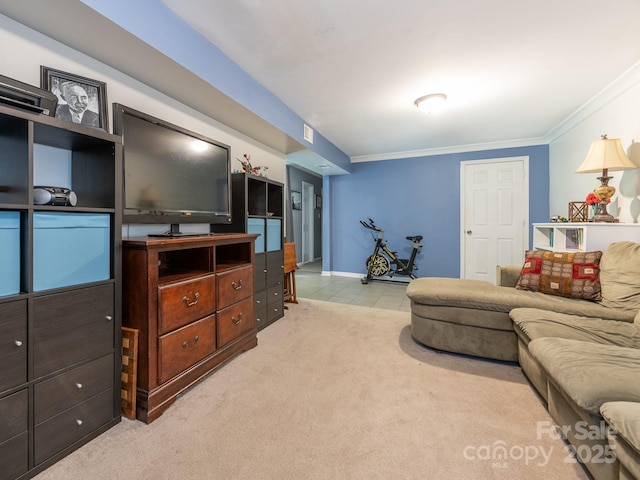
415,93,447,114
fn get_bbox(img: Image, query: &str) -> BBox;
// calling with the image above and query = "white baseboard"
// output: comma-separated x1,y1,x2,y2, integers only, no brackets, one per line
325,271,412,283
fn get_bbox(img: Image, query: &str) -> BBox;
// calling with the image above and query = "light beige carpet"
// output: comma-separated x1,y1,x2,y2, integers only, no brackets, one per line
34,299,590,480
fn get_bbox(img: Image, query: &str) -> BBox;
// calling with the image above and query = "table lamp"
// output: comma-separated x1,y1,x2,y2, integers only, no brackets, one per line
575,135,637,222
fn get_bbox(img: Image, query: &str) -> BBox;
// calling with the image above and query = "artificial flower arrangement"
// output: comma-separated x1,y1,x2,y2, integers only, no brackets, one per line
235,153,269,177
585,192,610,215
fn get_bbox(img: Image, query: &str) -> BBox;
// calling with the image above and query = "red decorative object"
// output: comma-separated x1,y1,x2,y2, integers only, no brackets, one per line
520,257,543,275
515,250,603,300
586,192,606,205
586,192,610,218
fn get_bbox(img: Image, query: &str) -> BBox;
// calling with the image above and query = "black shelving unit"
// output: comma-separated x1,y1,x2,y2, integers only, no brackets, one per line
0,104,122,480
215,173,284,330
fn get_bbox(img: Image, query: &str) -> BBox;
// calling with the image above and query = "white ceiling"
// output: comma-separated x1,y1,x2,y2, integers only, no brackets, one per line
161,0,640,161
1,0,640,175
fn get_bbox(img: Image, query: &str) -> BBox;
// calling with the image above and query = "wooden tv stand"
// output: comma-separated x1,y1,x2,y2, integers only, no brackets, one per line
122,234,258,423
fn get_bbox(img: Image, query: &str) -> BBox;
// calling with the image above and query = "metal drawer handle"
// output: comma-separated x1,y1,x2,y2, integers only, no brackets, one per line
76,419,83,426
182,341,188,348
75,383,83,389
231,279,243,290
14,340,23,347
194,335,199,342
105,315,113,322
232,313,243,325
182,292,200,307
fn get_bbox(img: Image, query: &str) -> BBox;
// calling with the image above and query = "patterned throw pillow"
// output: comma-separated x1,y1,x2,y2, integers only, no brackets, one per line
515,250,602,300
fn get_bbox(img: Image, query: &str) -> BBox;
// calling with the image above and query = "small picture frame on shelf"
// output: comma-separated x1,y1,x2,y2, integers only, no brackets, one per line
291,191,302,210
40,66,109,131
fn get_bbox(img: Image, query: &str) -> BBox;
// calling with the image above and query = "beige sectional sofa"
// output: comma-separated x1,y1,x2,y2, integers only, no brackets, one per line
601,402,640,480
406,241,640,480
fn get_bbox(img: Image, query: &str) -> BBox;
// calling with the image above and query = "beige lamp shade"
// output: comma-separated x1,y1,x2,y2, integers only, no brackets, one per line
576,135,636,222
575,135,636,173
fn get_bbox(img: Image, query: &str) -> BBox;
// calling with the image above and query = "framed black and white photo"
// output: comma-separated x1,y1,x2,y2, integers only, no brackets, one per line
40,66,108,131
315,194,322,209
291,191,302,210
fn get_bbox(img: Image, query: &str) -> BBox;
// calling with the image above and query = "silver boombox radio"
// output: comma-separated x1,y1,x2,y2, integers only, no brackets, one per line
33,186,78,206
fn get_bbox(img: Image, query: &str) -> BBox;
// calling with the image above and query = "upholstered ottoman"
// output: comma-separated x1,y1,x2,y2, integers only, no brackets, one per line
406,278,518,361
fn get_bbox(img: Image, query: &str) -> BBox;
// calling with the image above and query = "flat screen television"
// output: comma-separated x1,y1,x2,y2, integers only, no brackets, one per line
113,103,232,235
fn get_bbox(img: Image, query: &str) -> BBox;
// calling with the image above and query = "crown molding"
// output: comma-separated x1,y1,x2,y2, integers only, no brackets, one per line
545,59,640,143
350,137,547,163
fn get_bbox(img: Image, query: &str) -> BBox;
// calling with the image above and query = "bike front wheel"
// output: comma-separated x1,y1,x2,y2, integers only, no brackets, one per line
366,254,391,277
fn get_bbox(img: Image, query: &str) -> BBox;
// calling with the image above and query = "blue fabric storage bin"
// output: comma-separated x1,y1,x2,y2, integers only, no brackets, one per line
266,218,282,251
248,218,265,253
0,211,20,296
33,212,110,291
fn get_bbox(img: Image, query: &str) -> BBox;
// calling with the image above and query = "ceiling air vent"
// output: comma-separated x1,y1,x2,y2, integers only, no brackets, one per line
303,124,314,144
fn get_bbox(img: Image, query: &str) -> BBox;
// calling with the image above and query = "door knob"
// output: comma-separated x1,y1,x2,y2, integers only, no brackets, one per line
466,230,472,235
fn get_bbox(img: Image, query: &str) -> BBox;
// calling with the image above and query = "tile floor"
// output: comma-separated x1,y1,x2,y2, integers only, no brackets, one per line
293,260,412,312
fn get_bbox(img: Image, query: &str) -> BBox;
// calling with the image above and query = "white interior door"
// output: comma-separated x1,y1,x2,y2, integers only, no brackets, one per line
302,181,314,263
461,157,528,283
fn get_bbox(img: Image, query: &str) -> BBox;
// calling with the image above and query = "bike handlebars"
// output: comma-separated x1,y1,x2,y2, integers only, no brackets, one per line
360,219,423,244
359,218,381,231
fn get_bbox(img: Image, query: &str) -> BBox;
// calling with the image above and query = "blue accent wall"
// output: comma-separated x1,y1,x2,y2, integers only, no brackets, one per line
328,145,549,278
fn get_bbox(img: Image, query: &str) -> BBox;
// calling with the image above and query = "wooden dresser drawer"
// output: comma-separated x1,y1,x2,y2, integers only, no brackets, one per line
158,274,216,335
158,315,216,384
33,284,115,379
34,388,114,466
0,432,28,480
217,265,253,309
0,389,28,444
217,297,255,348
0,300,27,393
35,354,114,424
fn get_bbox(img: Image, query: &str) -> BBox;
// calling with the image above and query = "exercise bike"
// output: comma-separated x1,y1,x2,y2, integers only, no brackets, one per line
360,218,423,284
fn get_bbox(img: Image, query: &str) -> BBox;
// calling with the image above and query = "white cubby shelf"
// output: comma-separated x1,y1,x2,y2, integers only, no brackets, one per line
533,223,640,253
